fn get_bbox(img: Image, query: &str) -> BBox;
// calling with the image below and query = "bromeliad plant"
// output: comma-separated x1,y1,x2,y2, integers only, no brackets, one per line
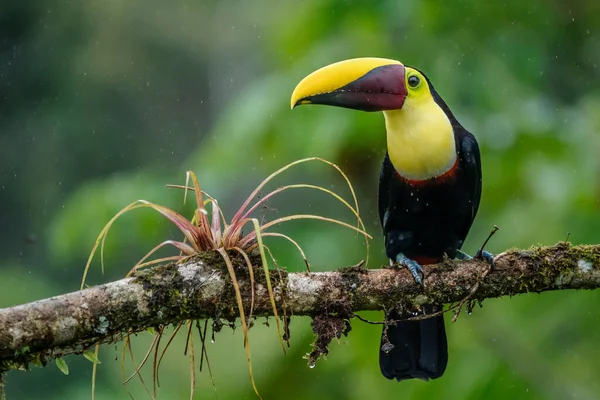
81,157,371,399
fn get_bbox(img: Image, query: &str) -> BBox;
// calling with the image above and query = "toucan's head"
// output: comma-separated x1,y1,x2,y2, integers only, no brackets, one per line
290,57,433,112
290,57,460,182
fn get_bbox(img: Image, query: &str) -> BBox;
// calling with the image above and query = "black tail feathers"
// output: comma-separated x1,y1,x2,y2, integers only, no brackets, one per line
379,306,448,382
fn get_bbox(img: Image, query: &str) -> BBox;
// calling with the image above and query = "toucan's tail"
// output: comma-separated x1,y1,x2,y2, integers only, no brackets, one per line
379,306,448,381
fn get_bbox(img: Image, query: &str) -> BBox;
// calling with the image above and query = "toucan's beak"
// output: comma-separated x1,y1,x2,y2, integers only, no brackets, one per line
291,57,407,112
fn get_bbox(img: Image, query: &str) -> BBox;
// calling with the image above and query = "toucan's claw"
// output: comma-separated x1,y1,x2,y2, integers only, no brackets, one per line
395,253,424,285
475,250,495,270
457,249,495,270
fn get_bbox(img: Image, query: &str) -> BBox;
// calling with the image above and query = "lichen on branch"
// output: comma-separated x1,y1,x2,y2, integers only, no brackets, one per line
0,242,599,374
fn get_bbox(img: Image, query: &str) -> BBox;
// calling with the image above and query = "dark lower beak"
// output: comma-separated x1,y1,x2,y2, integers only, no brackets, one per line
291,58,408,112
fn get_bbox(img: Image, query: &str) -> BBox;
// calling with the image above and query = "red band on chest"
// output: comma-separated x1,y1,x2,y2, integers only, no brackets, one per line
394,158,459,186
411,256,443,265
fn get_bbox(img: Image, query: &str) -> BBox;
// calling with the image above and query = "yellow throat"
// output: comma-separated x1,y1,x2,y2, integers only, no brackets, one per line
383,101,457,181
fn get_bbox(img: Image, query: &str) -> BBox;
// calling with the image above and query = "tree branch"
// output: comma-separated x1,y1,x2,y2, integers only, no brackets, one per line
1,242,599,373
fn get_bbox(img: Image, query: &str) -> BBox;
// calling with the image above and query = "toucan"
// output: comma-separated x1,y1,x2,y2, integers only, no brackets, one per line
290,58,491,382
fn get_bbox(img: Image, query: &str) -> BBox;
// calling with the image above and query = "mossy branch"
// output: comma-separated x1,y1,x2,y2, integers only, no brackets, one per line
1,242,599,374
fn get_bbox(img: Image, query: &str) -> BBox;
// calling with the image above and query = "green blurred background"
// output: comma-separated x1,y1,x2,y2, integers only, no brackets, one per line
1,1,600,399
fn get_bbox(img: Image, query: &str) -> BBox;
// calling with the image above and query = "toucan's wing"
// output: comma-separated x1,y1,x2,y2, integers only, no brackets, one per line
377,152,393,227
455,128,482,244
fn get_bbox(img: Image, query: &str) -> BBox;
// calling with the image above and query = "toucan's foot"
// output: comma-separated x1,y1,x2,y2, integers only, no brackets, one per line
456,250,495,270
395,253,423,285
475,250,495,270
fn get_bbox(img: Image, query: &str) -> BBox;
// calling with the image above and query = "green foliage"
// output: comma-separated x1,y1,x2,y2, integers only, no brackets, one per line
55,358,69,376
83,351,101,365
2,0,600,399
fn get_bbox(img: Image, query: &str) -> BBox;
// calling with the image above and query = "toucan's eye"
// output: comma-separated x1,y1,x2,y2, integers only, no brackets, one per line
408,75,420,88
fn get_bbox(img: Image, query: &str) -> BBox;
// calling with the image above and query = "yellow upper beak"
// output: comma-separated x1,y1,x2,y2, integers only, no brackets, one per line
290,57,404,109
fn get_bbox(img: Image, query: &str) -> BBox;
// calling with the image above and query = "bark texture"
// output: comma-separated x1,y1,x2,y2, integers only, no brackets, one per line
0,242,599,373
